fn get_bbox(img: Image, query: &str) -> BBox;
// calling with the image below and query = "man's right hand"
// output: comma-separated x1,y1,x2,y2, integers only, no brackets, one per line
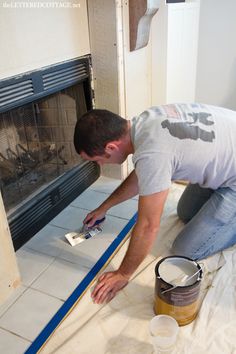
83,208,107,228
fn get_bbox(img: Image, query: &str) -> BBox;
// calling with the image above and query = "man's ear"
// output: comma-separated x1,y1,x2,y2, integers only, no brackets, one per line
105,142,119,154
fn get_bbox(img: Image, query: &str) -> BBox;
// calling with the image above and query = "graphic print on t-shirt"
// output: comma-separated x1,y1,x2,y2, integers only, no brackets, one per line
160,104,215,142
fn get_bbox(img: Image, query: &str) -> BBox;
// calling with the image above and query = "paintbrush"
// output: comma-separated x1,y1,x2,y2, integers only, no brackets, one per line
65,217,106,246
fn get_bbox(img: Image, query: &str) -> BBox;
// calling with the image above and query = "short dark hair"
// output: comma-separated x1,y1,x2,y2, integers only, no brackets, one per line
74,109,128,157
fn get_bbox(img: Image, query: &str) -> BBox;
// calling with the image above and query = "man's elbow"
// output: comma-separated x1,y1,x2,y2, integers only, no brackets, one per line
138,219,160,237
147,223,160,236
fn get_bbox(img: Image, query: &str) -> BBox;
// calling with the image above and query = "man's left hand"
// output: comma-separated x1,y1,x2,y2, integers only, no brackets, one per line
91,271,129,304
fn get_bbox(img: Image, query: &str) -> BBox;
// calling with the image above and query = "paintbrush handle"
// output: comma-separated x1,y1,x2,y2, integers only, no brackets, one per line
82,217,106,231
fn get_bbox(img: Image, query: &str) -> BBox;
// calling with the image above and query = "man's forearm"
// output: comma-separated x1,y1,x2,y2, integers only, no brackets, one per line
117,189,169,279
100,170,138,211
91,190,169,304
118,222,159,279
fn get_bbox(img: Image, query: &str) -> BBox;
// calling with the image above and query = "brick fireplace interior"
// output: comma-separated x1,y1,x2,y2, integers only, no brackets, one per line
0,57,100,250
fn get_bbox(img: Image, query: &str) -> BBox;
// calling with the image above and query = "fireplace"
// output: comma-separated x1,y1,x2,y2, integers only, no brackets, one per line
0,57,100,250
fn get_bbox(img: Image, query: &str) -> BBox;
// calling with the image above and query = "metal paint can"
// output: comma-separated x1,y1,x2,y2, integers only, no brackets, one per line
154,256,203,326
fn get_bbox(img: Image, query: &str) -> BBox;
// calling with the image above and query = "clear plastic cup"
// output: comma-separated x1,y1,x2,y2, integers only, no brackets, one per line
149,315,179,353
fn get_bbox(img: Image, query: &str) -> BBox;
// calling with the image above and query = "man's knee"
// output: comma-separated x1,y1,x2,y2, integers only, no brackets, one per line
176,184,197,223
177,201,191,224
177,184,214,224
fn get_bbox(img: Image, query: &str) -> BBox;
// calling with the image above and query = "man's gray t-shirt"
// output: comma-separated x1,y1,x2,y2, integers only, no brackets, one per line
130,103,236,195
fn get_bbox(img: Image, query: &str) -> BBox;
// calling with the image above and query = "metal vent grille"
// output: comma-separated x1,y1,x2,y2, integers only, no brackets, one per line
59,161,97,199
0,80,34,109
9,161,100,250
0,56,90,113
43,62,87,91
9,198,53,236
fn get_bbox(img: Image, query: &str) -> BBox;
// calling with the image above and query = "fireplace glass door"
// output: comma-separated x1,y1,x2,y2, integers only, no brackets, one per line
0,83,86,213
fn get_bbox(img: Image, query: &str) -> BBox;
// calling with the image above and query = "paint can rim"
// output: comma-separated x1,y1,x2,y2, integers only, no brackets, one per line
155,255,203,289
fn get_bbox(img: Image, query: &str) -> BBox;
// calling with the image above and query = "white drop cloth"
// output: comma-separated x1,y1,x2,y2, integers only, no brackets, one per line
41,184,236,354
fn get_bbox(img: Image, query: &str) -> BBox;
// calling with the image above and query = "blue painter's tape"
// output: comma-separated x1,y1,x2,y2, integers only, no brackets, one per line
25,212,137,354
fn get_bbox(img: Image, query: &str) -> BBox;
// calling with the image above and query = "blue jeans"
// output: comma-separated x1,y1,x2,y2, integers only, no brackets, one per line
172,184,236,260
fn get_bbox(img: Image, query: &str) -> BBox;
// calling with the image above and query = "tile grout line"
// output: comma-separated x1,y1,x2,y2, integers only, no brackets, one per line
25,255,87,291
0,286,29,320
25,238,113,268
27,286,66,303
23,245,64,260
0,326,32,343
17,251,56,288
88,189,115,195
26,255,96,301
0,256,62,319
89,189,138,200
63,205,134,221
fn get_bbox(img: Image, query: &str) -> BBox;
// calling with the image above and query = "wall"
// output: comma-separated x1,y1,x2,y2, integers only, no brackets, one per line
0,0,90,79
195,0,236,110
150,0,168,106
151,0,200,105
122,2,153,119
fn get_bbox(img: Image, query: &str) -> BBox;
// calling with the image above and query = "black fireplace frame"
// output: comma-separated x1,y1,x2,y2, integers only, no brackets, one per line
0,56,100,250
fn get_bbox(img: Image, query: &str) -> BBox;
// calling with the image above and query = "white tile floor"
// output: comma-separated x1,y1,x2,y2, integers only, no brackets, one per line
0,176,182,353
0,176,137,354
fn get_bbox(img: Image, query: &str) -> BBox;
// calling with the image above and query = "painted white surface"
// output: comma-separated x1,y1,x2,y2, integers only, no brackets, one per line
152,0,200,105
122,0,200,111
0,191,20,305
0,0,90,79
166,2,200,103
122,2,153,119
151,1,168,106
195,0,236,110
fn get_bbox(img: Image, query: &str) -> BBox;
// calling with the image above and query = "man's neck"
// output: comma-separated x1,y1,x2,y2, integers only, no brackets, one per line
125,120,134,155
